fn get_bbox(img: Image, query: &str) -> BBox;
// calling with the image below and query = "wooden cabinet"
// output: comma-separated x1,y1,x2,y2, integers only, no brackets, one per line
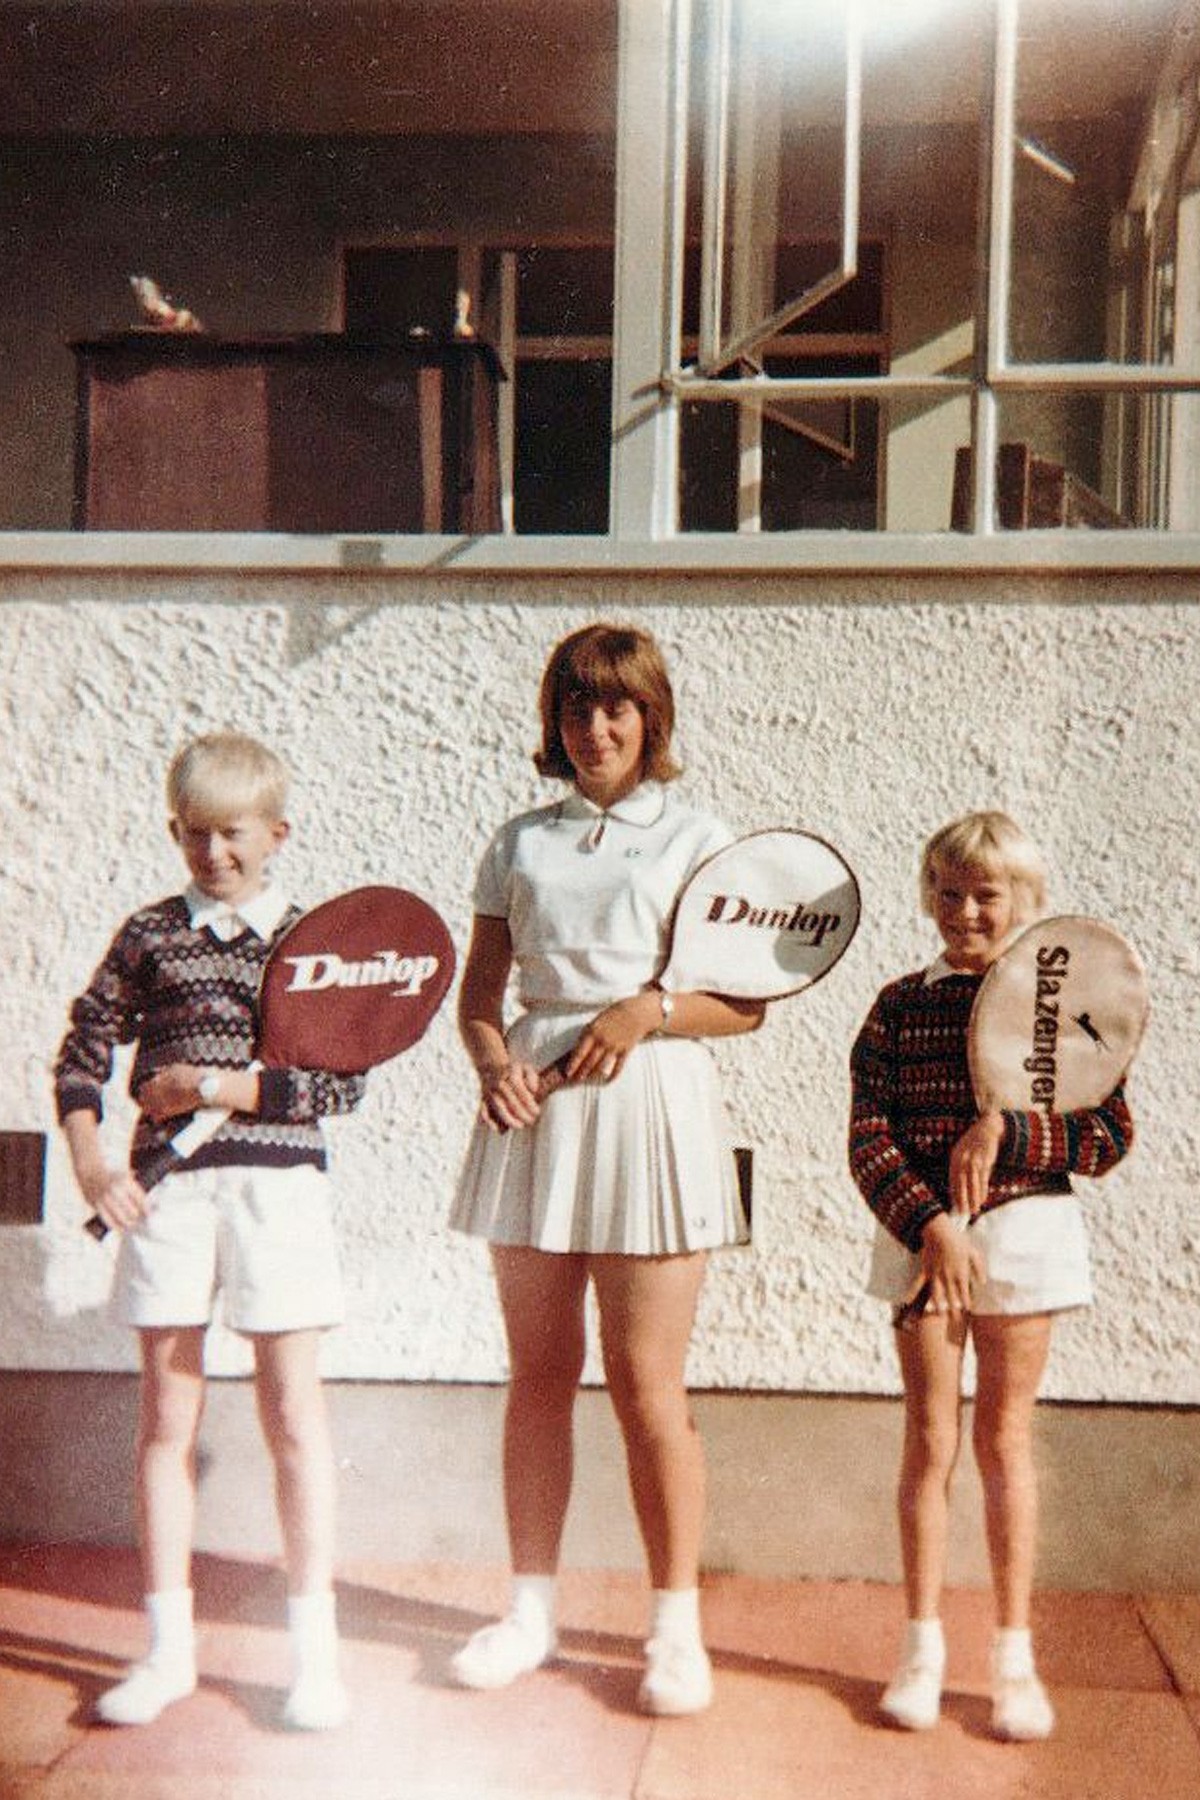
952,442,1126,530
73,334,502,533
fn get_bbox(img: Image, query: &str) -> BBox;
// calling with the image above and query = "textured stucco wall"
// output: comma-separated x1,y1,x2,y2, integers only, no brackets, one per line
3,568,1196,1400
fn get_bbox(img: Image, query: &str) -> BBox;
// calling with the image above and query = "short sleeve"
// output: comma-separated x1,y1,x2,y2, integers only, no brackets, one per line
472,824,512,919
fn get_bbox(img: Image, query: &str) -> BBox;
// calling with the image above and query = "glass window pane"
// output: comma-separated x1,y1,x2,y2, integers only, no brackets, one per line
514,359,612,535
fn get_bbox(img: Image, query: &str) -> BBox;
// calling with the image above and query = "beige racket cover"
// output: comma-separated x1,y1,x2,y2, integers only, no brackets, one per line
968,915,1148,1112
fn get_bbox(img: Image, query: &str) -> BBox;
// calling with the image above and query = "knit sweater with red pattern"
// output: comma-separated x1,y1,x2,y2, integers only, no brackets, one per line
55,895,366,1190
848,968,1133,1252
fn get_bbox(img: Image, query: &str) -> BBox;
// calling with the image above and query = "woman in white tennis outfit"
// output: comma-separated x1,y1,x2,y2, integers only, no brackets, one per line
450,622,763,1716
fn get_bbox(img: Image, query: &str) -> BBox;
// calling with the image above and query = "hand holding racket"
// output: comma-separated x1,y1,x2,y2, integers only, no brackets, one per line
517,828,861,1114
86,886,455,1239
894,914,1149,1328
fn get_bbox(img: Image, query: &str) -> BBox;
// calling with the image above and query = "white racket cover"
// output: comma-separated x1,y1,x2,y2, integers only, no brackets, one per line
968,915,1148,1113
658,829,860,1000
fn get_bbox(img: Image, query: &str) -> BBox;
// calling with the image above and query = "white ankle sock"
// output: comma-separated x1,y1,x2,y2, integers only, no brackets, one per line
287,1589,340,1668
904,1618,946,1667
284,1590,348,1731
145,1588,195,1667
650,1587,703,1646
96,1591,196,1726
510,1573,556,1636
992,1625,1035,1679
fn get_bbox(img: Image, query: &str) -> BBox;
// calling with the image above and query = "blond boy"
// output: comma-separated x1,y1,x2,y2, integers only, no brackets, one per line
56,733,363,1730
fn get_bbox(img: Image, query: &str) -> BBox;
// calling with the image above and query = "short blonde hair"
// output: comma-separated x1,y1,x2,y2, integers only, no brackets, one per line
167,733,289,823
920,810,1047,926
534,621,682,784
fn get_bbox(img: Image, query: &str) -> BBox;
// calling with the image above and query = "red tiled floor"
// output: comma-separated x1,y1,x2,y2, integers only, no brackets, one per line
1139,1594,1200,1694
2,1544,1200,1800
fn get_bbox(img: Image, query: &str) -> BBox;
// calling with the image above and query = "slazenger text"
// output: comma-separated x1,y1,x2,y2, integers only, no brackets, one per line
1022,942,1068,1108
283,950,441,997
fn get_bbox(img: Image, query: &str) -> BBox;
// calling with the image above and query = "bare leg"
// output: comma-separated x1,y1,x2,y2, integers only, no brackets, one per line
135,1326,207,1594
971,1311,1056,1740
253,1330,346,1730
970,1312,1053,1629
490,1245,590,1574
97,1328,205,1724
253,1329,336,1596
592,1251,712,1715
878,1311,968,1730
894,1311,968,1621
450,1247,588,1690
591,1251,708,1592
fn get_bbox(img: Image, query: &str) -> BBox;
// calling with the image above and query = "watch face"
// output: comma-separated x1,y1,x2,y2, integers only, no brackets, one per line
199,1075,220,1105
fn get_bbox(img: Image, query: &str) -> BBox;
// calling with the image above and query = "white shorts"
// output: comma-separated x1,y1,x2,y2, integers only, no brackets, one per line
112,1163,345,1334
865,1191,1093,1317
451,1006,747,1255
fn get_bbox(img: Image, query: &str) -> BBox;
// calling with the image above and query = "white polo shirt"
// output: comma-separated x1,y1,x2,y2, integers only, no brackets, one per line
473,781,731,1006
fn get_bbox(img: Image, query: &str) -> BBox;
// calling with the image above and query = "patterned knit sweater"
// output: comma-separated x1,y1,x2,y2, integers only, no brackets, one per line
848,968,1134,1252
55,896,366,1189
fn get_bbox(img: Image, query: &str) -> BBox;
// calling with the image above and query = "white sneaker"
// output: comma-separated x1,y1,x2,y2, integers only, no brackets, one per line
992,1671,1055,1741
880,1655,944,1731
637,1636,714,1716
450,1616,557,1690
283,1668,351,1731
96,1658,197,1726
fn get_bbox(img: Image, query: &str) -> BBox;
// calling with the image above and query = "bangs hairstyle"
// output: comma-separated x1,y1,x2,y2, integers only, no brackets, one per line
167,732,289,824
920,810,1047,927
534,622,682,784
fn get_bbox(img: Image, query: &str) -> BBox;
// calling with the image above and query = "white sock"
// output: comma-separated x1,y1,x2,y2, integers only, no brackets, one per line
145,1588,195,1667
287,1589,339,1671
993,1626,1035,1679
650,1587,703,1646
904,1618,945,1666
510,1574,556,1638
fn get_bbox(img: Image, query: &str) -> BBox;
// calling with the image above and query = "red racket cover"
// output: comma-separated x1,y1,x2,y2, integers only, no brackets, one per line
258,885,456,1073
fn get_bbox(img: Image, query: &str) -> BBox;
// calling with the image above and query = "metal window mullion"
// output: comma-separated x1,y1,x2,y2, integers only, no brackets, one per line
496,251,517,535
669,373,973,400
992,363,1200,391
698,3,862,378
698,0,733,370
971,0,1019,535
610,0,682,539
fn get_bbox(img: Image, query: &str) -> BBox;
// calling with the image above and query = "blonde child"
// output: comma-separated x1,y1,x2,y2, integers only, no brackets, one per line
848,811,1133,1740
55,732,364,1731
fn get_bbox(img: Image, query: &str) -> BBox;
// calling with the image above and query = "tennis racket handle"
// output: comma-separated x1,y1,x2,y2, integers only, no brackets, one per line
893,1281,932,1331
82,1142,184,1240
168,1103,231,1160
535,1055,572,1103
82,1067,260,1239
492,1053,572,1134
892,1213,973,1330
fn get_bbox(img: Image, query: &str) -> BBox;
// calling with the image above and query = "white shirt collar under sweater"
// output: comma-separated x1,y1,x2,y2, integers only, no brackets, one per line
185,882,292,943
923,931,1023,986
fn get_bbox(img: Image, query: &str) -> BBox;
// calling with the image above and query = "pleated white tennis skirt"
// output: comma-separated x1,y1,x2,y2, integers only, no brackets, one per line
450,1006,748,1255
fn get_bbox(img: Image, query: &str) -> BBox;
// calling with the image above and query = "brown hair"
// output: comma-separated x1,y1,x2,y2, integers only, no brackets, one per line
534,622,682,783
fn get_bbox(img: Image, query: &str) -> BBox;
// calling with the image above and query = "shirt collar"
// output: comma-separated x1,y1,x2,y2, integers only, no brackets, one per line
924,929,1023,985
558,780,667,827
185,882,291,942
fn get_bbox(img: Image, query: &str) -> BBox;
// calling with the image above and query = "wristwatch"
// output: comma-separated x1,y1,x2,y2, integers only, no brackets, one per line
197,1072,222,1106
657,990,675,1031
